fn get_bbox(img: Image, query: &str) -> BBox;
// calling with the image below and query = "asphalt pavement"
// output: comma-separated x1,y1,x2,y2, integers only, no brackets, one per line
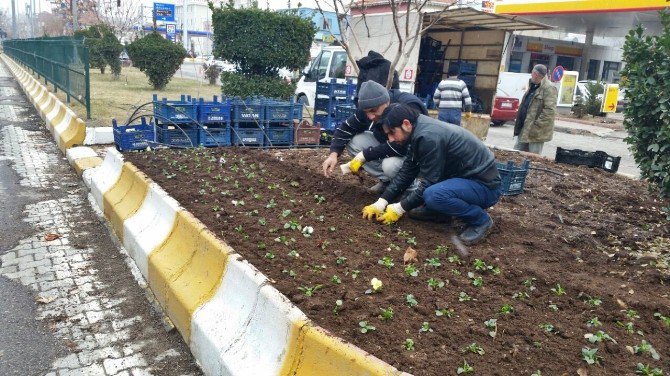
484,116,639,177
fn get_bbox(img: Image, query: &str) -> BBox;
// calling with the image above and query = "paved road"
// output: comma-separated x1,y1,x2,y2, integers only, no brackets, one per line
176,61,210,84
484,119,639,177
0,59,201,375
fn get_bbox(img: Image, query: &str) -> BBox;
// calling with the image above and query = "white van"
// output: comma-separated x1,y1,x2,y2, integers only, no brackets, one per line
294,46,350,108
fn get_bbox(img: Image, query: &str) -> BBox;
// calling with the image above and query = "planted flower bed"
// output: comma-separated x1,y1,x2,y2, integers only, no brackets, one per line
126,147,670,375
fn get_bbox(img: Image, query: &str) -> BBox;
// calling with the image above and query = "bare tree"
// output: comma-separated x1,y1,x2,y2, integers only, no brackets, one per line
314,0,455,88
92,0,143,36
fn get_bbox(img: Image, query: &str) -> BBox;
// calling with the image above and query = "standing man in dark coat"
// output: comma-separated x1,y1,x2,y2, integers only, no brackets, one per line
354,51,399,105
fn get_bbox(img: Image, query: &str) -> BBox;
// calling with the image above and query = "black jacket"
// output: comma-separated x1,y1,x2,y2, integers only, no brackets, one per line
381,115,501,210
329,90,428,161
355,51,400,102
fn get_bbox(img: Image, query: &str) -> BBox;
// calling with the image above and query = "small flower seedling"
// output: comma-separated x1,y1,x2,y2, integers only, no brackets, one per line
581,347,602,366
434,244,449,255
472,276,483,288
419,321,433,333
380,307,394,321
457,360,474,374
331,275,342,284
435,308,455,318
654,312,670,327
585,330,616,344
626,309,640,320
336,256,347,265
631,340,660,360
265,252,275,260
447,254,462,264
458,292,472,302
499,303,514,314
513,291,530,300
333,299,343,315
522,277,537,291
464,342,485,355
587,317,602,328
539,323,557,334
282,269,296,278
427,278,445,290
370,278,383,292
298,285,323,297
406,236,417,246
425,258,441,268
548,303,559,312
484,318,497,338
551,284,566,296
635,363,664,376
404,264,419,277
287,250,300,258
403,338,415,351
473,259,487,271
302,226,314,238
313,194,326,204
359,321,376,333
406,294,418,307
378,256,395,268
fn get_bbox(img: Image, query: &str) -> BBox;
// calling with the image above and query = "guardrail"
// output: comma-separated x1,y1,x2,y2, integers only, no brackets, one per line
3,36,91,119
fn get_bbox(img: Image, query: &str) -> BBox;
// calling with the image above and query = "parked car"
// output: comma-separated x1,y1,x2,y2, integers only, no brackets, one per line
204,56,236,72
490,72,531,126
294,45,349,107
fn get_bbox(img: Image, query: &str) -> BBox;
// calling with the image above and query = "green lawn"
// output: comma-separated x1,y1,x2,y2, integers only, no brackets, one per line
51,66,222,127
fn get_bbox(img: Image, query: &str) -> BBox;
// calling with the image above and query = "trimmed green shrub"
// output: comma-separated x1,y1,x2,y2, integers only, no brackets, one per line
622,10,670,216
210,4,314,97
75,24,123,78
220,72,296,99
584,81,605,117
127,31,187,90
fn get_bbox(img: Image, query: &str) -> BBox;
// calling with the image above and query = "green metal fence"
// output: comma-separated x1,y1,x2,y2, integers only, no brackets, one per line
3,36,91,119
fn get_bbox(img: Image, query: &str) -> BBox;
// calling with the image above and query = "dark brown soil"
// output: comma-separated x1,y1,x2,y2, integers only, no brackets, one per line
126,147,670,376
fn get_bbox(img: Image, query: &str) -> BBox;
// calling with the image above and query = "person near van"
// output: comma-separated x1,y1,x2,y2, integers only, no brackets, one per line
433,66,472,126
513,64,558,154
354,51,399,106
362,103,502,244
321,80,427,194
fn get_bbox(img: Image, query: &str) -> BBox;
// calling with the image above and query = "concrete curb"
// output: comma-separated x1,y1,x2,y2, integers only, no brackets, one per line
87,148,408,375
3,54,409,374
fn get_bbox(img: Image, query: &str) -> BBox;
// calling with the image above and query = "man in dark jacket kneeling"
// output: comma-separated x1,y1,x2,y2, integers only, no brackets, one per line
362,104,502,244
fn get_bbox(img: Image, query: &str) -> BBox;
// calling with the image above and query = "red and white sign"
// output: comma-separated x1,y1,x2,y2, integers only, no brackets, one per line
402,68,414,80
345,64,353,76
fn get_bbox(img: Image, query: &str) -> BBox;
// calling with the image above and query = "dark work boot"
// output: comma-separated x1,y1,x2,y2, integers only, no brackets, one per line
407,206,452,224
367,181,389,195
459,217,494,244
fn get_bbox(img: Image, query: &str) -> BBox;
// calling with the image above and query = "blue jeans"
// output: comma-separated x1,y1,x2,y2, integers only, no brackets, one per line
423,178,502,226
438,108,462,126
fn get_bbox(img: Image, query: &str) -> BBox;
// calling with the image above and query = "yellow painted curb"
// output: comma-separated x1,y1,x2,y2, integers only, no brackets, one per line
72,156,103,175
102,163,149,242
281,323,405,376
149,212,230,342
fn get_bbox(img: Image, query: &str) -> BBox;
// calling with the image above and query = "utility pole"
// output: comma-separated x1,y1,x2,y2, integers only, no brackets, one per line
182,0,188,51
11,0,17,38
72,0,79,31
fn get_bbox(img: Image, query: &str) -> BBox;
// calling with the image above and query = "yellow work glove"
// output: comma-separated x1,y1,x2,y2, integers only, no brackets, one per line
464,112,472,120
362,198,388,220
377,203,406,225
349,152,366,174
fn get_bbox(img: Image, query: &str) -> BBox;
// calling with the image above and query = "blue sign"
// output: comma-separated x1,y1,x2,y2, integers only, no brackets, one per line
166,23,176,42
552,65,565,83
154,2,175,22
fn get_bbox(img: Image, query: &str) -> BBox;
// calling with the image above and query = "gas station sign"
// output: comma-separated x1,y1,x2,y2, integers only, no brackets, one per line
601,84,620,113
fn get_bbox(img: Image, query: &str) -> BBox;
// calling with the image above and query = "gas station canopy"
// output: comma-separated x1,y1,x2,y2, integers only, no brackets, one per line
494,0,668,37
425,7,552,31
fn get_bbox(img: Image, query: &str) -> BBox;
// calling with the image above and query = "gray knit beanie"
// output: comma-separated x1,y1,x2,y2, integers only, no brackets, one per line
532,64,548,76
357,80,390,110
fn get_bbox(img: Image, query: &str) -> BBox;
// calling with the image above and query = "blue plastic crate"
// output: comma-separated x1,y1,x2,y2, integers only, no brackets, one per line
156,124,199,148
231,100,264,122
316,78,354,98
231,126,265,146
314,114,339,131
449,61,477,75
315,97,337,115
265,101,294,122
265,124,293,146
459,75,476,89
496,160,530,196
335,104,356,120
112,117,154,152
198,96,231,124
153,94,198,124
199,124,232,147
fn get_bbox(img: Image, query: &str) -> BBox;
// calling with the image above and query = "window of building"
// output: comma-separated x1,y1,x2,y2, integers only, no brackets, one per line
587,59,600,80
601,61,620,81
555,55,574,71
509,52,523,73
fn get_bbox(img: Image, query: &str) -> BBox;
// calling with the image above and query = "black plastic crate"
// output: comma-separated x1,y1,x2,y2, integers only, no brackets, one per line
199,124,232,147
153,94,198,124
112,117,154,152
265,124,293,146
198,96,231,124
555,147,621,172
497,160,530,196
156,124,198,148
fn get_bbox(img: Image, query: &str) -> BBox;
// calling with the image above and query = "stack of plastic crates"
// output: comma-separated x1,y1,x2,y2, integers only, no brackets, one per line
230,98,266,146
153,94,199,148
112,117,155,152
198,95,232,147
313,78,356,132
264,99,294,147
